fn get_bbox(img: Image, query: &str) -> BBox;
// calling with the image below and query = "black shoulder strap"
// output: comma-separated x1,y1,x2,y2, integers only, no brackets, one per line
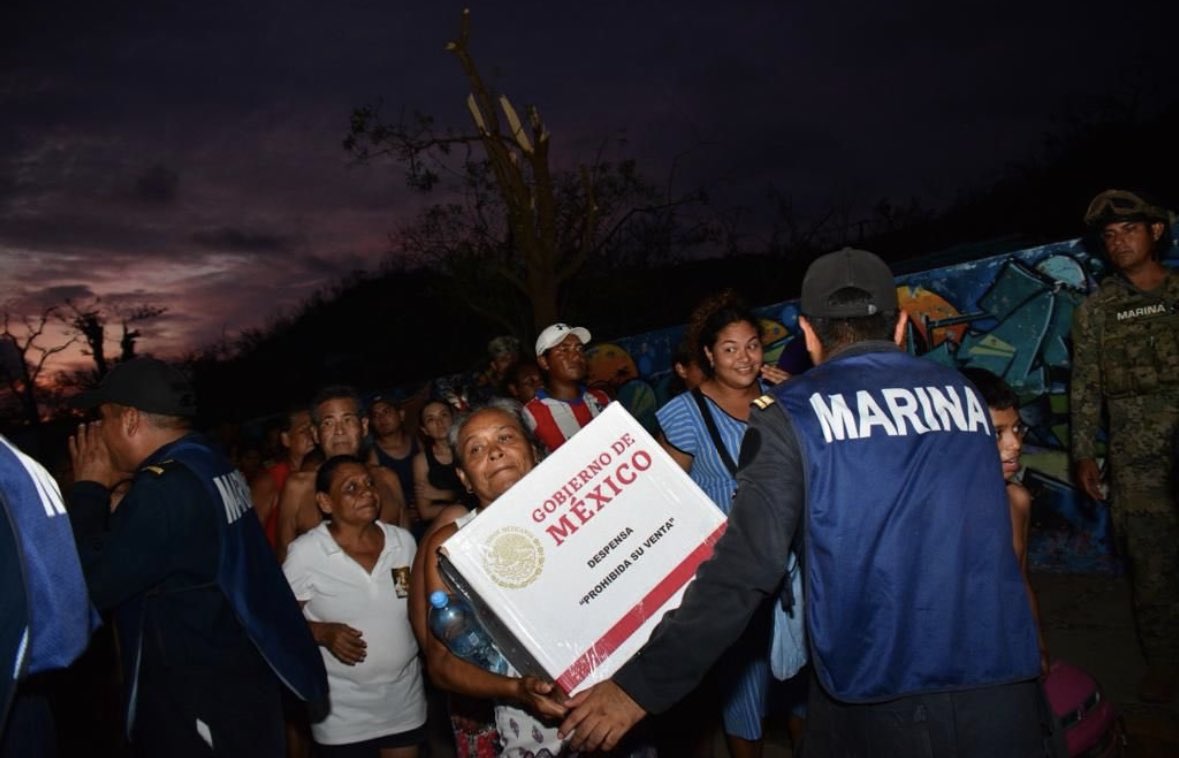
690,387,738,477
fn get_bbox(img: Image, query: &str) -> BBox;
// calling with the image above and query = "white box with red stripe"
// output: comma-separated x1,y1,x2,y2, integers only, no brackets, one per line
438,403,727,695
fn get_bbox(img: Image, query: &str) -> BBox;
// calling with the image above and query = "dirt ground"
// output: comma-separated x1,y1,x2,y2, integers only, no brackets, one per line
423,572,1179,757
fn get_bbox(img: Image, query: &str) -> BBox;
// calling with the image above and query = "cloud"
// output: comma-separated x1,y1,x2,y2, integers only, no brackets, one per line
0,284,95,316
33,284,96,303
191,227,294,253
133,164,179,205
2,0,1177,376
296,251,371,278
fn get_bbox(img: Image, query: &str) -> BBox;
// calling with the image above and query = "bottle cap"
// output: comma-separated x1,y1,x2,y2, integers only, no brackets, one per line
429,591,448,609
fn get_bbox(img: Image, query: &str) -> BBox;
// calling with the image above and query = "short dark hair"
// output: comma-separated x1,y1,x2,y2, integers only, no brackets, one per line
138,409,192,431
673,339,696,370
278,406,308,432
507,360,541,385
368,396,397,416
309,385,361,425
960,368,1018,411
315,454,366,494
667,339,698,397
805,287,896,349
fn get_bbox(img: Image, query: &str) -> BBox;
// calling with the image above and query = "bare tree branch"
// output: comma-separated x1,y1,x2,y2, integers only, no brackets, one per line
0,305,77,425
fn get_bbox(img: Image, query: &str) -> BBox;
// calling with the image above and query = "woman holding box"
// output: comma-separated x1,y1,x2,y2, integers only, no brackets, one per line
409,400,572,757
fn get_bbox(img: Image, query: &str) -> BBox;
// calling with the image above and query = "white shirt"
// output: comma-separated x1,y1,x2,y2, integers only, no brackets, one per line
283,522,425,745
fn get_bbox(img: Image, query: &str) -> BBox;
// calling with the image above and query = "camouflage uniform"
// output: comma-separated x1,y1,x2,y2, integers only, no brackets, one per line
1070,268,1179,663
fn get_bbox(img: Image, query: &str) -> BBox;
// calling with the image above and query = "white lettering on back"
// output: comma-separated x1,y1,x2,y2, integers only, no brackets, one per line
809,392,859,442
808,384,991,442
881,388,928,435
213,471,253,524
856,391,898,438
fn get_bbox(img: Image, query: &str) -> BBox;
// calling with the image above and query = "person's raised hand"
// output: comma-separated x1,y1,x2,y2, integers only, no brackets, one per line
759,364,791,385
68,422,120,489
558,680,645,753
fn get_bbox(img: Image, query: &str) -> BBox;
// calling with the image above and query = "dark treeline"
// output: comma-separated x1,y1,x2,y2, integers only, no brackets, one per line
190,98,1179,424
869,98,1179,263
186,253,808,424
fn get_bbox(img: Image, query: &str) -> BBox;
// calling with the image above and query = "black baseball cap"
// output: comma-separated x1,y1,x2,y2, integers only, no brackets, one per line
74,358,197,416
800,247,898,318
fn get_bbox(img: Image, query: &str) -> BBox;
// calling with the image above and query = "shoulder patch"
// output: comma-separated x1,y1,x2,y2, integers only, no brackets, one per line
752,394,776,410
140,459,176,476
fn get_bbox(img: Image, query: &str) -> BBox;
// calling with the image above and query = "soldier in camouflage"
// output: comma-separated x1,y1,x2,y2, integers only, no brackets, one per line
1070,189,1179,703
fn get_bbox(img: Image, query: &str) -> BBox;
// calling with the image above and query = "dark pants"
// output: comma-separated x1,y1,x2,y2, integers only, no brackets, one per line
0,688,57,758
1111,510,1179,664
132,667,283,758
802,677,1060,758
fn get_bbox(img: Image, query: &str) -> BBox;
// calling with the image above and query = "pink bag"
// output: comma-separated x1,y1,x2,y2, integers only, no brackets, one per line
1042,660,1123,757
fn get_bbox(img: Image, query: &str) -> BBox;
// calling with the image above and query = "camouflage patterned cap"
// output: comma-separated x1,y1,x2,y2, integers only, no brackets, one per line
487,335,521,359
1083,189,1171,228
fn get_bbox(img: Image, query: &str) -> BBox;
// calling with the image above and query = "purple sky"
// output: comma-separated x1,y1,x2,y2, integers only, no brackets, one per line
1,0,1175,375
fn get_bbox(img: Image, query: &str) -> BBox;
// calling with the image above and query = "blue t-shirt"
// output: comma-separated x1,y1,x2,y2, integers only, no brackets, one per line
656,391,749,514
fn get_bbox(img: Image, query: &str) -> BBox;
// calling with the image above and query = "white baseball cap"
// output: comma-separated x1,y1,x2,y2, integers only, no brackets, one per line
535,323,592,357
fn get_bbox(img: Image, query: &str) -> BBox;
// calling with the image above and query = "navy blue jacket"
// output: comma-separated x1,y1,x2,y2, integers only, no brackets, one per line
775,344,1039,700
70,433,325,732
615,342,1039,710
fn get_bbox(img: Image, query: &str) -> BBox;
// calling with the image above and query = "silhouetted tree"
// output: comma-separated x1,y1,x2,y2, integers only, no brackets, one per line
346,9,706,333
63,298,166,378
0,306,76,427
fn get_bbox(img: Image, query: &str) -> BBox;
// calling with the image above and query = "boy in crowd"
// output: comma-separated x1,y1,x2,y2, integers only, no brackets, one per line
963,368,1049,671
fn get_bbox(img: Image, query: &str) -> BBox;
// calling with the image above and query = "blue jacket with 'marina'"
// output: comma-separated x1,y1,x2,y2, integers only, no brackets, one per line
773,346,1040,701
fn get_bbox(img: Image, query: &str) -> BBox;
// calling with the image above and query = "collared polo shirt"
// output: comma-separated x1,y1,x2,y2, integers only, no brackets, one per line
283,522,425,745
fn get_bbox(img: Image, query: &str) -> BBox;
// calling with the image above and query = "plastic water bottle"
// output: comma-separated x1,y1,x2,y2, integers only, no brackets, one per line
428,591,508,674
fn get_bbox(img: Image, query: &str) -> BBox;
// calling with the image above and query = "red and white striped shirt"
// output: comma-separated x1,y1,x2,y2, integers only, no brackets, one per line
522,388,611,453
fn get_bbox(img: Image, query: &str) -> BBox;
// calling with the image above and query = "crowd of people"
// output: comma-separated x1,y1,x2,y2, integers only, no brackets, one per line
1,188,1176,757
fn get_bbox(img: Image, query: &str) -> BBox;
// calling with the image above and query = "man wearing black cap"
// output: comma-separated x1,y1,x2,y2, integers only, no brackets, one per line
68,358,326,756
561,249,1050,755
1071,189,1179,702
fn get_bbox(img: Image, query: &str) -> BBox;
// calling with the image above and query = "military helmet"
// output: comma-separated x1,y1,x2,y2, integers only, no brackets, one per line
1083,189,1171,228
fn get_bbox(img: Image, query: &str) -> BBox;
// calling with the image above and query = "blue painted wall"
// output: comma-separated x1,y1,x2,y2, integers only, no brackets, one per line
590,235,1179,574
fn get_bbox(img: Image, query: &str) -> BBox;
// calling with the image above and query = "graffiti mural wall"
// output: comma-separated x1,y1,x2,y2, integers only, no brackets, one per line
589,236,1179,574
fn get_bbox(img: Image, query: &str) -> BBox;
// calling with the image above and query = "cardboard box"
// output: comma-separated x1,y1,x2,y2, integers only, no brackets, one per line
439,403,727,695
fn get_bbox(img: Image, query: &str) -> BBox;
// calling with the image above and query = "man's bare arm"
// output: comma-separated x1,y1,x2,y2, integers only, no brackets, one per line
276,472,318,564
250,470,278,533
372,465,406,529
